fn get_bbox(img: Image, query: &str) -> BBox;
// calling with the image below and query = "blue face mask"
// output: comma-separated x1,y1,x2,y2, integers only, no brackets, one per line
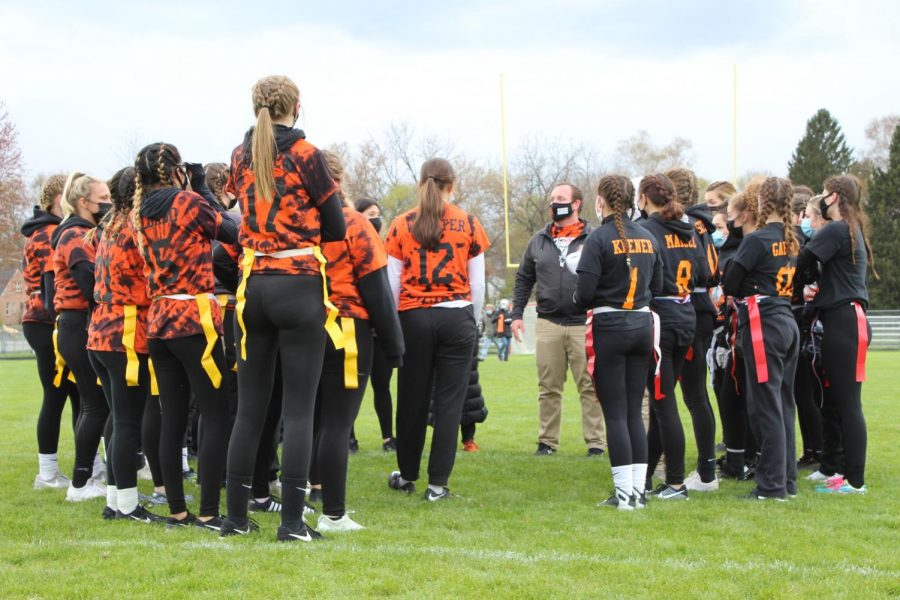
801,217,816,239
711,230,727,248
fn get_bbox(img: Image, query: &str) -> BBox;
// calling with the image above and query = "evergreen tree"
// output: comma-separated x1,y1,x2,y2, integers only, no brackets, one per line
866,125,900,308
788,109,854,189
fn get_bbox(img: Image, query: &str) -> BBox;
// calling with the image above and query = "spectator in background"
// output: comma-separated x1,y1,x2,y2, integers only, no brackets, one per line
491,300,512,361
510,183,606,458
478,303,494,361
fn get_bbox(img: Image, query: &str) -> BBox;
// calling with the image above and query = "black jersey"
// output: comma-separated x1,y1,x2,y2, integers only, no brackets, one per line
804,221,868,311
642,214,705,331
575,216,662,330
728,223,796,316
687,215,719,315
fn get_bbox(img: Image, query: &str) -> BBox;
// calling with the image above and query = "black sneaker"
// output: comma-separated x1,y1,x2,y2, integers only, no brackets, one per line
424,487,454,502
797,453,821,470
348,438,359,454
118,505,165,524
742,489,787,502
195,515,226,532
534,443,556,456
102,506,117,520
250,497,282,513
656,485,690,500
220,517,260,536
277,522,323,543
183,468,197,481
648,483,668,496
598,489,634,511
586,448,605,459
307,488,323,504
720,464,754,481
382,438,397,452
388,471,415,494
165,513,196,529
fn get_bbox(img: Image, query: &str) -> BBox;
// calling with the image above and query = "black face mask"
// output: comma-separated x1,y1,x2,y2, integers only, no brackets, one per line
92,203,112,223
726,219,743,239
368,216,382,233
550,202,574,222
639,209,648,220
819,195,833,221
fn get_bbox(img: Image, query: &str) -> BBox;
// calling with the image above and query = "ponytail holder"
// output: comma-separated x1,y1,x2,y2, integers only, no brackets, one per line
259,105,273,112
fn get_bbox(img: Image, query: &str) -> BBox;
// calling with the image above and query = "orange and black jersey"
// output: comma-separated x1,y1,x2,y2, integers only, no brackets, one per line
226,125,339,277
797,221,868,311
87,219,151,354
642,214,708,331
723,223,796,316
574,216,663,329
20,208,61,324
322,208,388,320
384,202,490,311
51,216,96,313
686,214,720,315
138,187,238,339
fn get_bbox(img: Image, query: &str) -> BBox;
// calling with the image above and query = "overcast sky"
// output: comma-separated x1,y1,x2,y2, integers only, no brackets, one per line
1,0,897,186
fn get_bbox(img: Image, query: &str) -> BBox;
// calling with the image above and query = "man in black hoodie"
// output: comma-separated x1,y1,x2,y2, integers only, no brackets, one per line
511,183,605,457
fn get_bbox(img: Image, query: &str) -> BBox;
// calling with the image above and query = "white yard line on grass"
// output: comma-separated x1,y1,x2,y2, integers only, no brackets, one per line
9,538,897,579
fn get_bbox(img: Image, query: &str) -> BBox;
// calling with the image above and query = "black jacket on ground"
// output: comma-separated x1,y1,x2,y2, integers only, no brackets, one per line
511,220,592,326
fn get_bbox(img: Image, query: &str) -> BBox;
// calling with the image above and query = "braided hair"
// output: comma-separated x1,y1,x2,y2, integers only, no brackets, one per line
824,174,878,278
758,177,799,256
98,167,136,242
597,175,635,266
131,142,183,252
204,163,230,206
665,168,699,207
639,173,682,220
250,75,301,205
39,174,67,212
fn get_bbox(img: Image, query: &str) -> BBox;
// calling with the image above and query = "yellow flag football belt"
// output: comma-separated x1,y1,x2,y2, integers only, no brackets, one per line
159,293,222,389
51,317,76,388
340,317,359,390
235,246,344,361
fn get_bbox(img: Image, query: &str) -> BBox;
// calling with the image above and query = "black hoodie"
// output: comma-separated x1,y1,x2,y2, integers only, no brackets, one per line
642,214,704,334
21,207,61,237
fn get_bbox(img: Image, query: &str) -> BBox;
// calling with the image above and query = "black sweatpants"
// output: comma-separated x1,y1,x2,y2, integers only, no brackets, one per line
90,350,150,490
396,307,477,487
227,275,326,530
590,315,653,468
741,310,800,498
679,311,717,479
149,334,229,517
819,303,870,488
22,321,79,455
370,337,395,439
142,394,164,487
57,310,109,488
460,423,476,443
646,329,689,486
310,318,374,517
717,352,751,475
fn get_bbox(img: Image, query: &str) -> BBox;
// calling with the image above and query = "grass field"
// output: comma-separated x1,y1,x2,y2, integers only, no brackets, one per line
0,353,898,599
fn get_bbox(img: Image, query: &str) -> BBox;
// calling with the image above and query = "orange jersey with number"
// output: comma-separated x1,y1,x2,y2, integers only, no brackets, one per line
384,202,490,312
322,208,388,320
87,219,151,354
225,127,337,277
52,221,96,312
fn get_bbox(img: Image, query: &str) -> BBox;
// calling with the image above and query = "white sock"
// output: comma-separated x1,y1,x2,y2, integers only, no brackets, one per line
92,453,104,478
106,485,118,511
611,465,632,499
631,463,648,497
38,453,59,480
182,447,189,472
118,487,139,514
428,484,444,494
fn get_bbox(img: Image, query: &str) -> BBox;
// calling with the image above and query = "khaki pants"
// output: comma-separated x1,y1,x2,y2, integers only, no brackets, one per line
535,318,606,450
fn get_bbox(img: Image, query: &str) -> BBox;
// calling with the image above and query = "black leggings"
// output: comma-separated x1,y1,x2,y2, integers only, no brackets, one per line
819,304,870,488
252,359,283,499
149,334,229,517
646,329,689,486
741,310,799,497
794,348,824,456
22,321,79,455
717,352,751,474
590,317,653,469
227,275,326,530
396,307,477,487
90,350,149,490
57,310,109,488
679,312,717,474
142,394,164,487
310,319,374,517
370,337,395,439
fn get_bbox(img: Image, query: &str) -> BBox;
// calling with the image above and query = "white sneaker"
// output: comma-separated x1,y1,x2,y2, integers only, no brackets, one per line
34,472,71,490
316,514,365,532
66,478,106,502
684,471,719,492
807,470,842,482
136,464,153,481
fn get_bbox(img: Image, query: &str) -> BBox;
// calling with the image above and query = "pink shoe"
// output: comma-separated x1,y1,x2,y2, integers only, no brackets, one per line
823,475,845,489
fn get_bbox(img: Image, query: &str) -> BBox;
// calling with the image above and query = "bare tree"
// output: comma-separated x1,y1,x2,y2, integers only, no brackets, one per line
862,114,900,171
0,103,29,266
613,130,695,177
